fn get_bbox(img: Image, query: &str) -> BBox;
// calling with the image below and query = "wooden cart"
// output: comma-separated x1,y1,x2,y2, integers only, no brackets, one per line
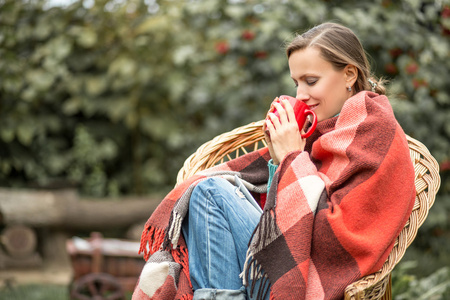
66,232,145,300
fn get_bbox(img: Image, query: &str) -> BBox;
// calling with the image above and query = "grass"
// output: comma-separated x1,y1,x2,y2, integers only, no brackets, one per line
0,284,134,300
0,284,69,300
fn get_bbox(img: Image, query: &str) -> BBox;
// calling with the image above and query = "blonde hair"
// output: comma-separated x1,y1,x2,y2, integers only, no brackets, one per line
286,23,386,95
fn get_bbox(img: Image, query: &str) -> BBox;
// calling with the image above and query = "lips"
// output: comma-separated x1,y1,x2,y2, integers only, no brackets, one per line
308,103,319,110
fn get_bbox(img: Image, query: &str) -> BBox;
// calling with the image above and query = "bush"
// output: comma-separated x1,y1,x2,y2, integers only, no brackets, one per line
1,0,448,196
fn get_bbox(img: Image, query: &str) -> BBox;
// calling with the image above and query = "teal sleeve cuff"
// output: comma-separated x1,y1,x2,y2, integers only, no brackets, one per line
267,159,279,194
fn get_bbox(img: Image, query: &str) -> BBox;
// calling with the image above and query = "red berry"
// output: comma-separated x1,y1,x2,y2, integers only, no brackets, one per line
382,0,392,8
254,51,267,59
405,63,419,75
389,48,403,58
215,41,229,54
238,57,248,66
242,30,255,41
442,6,450,18
412,78,428,89
385,63,398,74
440,160,450,171
442,27,450,36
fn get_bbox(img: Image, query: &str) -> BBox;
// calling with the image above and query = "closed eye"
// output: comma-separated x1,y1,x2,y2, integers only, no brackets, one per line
292,77,318,88
306,78,318,86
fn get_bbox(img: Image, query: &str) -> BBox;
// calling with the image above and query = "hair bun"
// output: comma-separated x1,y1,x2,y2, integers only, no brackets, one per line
369,77,387,95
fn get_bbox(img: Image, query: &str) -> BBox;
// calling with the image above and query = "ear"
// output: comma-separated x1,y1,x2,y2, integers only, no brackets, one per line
344,64,358,87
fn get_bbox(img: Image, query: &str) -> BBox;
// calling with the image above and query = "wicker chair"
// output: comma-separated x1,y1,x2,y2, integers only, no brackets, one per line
176,120,441,300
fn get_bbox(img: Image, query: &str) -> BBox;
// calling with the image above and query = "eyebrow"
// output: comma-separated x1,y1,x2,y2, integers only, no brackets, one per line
291,74,319,80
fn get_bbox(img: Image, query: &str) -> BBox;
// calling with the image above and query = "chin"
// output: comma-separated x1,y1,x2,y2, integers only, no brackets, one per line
316,114,326,122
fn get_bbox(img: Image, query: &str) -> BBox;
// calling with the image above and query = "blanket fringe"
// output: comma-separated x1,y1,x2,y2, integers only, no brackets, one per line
258,274,271,300
253,208,280,252
243,254,270,298
241,208,278,300
171,243,192,287
168,211,183,249
139,225,166,261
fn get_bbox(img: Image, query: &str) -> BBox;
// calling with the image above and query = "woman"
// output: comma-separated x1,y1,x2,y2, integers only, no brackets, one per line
133,23,416,300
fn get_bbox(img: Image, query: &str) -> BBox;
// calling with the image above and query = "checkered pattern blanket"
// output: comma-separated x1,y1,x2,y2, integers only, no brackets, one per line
132,91,416,300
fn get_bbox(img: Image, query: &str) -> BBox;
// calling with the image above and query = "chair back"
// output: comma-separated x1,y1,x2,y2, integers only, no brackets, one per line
176,120,441,300
176,120,266,184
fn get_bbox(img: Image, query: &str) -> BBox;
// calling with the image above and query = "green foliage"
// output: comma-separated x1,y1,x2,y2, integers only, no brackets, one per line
1,0,449,196
392,262,450,300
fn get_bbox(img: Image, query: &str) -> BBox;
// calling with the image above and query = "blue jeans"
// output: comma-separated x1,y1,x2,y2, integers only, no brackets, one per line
182,177,268,300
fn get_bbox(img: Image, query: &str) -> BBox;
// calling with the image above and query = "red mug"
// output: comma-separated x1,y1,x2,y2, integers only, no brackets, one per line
267,95,318,138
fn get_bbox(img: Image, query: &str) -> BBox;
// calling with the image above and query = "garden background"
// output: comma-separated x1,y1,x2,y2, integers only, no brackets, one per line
0,0,449,298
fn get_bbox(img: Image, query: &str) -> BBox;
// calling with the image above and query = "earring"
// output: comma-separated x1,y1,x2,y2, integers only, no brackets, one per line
347,86,352,92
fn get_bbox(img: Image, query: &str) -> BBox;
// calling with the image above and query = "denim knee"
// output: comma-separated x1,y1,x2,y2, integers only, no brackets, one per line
190,177,232,205
194,177,230,193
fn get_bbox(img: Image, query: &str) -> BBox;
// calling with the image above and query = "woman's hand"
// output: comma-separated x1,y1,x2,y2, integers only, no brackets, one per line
263,98,306,165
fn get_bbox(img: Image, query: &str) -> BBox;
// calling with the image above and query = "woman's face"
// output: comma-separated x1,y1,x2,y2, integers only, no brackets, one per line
288,47,352,122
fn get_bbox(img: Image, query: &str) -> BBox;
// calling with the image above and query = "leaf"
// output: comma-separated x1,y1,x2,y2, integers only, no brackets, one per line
429,36,450,59
173,45,195,66
125,111,138,129
135,15,169,35
0,128,14,143
16,123,35,146
21,87,37,102
77,27,98,48
85,76,107,96
34,19,52,41
49,36,72,60
108,56,137,78
140,117,174,138
98,139,118,160
63,97,82,115
142,159,166,184
25,69,54,91
105,97,132,122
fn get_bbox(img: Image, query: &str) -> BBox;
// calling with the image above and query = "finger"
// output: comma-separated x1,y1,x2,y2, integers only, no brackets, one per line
273,102,288,124
264,120,271,142
271,97,280,108
300,128,307,140
263,120,271,138
282,99,296,124
266,112,280,130
263,128,272,144
265,119,278,139
267,97,279,117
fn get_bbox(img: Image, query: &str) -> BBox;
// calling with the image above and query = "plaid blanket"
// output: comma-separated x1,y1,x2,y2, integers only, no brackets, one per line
132,91,416,300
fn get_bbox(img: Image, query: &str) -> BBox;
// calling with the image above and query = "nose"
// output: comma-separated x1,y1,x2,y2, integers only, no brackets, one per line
296,87,310,103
